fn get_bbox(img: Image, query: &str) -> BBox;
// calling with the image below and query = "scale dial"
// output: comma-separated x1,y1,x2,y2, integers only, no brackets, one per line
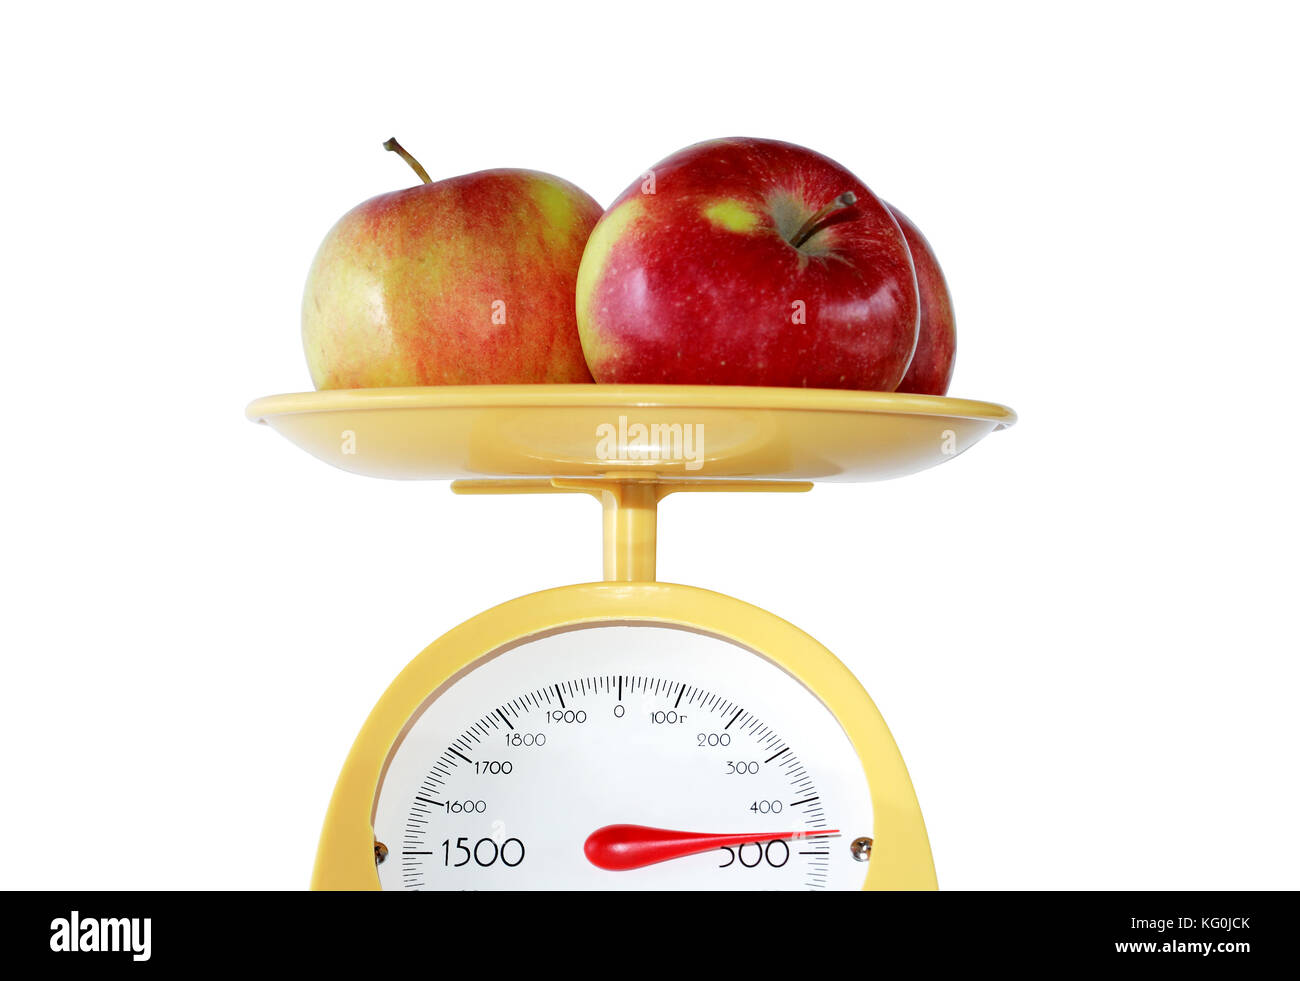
373,624,874,890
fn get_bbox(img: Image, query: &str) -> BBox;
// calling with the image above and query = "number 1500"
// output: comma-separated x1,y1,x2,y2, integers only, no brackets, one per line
441,836,526,868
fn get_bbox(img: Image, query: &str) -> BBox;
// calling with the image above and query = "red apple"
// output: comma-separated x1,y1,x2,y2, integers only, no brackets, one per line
303,139,601,389
575,137,919,390
888,205,956,395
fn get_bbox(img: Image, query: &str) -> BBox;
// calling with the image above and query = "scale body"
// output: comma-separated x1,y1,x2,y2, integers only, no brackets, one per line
247,385,1015,890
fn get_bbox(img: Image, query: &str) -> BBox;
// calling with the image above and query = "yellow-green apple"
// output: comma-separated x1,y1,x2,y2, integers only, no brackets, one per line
888,204,956,395
302,139,601,389
575,137,919,390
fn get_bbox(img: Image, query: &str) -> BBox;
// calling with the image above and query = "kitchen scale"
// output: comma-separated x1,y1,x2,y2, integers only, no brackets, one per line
246,384,1015,890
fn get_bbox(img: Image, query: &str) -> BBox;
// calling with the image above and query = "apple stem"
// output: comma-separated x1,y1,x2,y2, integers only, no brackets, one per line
790,191,858,248
383,137,433,184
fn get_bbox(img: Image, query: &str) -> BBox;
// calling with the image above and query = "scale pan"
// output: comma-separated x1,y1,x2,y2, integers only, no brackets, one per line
246,384,1015,483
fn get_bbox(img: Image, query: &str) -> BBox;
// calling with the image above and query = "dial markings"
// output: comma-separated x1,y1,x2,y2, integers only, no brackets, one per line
393,671,866,891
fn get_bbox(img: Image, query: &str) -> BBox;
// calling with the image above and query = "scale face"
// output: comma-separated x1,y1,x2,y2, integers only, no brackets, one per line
246,385,1015,890
373,623,872,890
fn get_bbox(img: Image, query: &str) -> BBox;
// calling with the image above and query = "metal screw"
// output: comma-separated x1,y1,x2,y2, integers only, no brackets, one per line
850,836,873,862
374,840,389,865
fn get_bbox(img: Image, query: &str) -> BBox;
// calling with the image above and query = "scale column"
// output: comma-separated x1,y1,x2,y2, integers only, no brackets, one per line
555,476,814,583
598,481,659,583
451,476,812,585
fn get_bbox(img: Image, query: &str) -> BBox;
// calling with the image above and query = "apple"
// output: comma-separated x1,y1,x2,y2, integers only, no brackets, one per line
887,205,956,395
303,139,601,389
575,137,919,391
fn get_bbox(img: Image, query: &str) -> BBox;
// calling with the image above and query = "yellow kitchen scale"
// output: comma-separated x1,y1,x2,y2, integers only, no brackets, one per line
246,384,1015,890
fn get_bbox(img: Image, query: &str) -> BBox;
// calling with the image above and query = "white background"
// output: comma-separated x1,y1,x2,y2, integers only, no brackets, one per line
1,1,1296,890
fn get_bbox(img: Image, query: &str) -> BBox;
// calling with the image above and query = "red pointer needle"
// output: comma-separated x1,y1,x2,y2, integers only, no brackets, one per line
584,823,840,871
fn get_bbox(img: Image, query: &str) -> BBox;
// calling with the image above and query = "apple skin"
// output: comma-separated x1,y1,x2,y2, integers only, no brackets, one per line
575,137,919,390
888,205,956,396
303,169,601,389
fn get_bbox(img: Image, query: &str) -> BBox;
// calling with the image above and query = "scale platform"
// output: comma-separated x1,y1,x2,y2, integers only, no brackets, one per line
247,384,1015,890
245,383,1015,484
